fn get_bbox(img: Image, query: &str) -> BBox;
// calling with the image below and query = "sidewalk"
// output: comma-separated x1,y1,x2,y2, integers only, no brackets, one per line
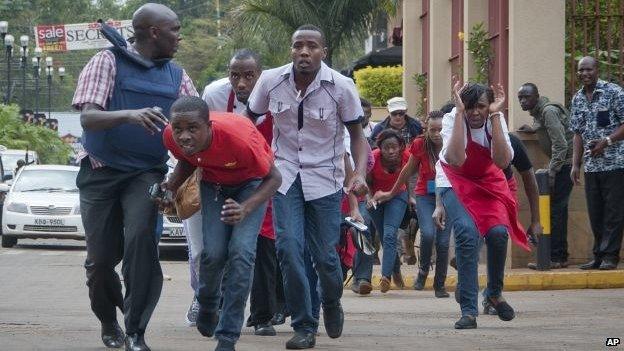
359,263,624,291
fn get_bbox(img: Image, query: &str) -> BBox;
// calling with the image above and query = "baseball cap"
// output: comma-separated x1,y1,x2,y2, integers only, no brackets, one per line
387,97,407,113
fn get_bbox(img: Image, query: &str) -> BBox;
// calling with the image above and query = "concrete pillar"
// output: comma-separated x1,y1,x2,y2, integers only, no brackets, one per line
428,0,452,110
463,0,488,83
508,0,565,130
402,0,422,114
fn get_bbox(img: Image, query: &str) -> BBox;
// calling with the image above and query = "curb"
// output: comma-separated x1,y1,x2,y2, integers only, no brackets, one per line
356,270,624,291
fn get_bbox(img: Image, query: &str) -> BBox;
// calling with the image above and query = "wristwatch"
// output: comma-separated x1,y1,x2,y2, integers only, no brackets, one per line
606,136,613,146
489,111,503,120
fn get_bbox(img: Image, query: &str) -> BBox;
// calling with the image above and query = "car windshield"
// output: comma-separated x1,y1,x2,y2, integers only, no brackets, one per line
13,169,78,193
2,153,36,172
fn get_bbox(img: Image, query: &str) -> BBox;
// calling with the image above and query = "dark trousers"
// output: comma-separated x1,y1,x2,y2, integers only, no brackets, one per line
248,235,278,326
585,169,624,262
551,165,574,262
77,159,164,335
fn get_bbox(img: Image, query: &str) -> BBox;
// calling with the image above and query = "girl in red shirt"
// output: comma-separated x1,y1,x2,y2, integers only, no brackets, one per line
357,129,410,293
377,111,451,298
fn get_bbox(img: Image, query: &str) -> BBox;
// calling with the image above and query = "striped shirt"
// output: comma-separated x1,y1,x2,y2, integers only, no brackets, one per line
72,45,198,168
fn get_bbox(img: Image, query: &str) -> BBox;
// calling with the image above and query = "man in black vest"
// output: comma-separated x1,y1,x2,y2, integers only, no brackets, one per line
72,4,198,351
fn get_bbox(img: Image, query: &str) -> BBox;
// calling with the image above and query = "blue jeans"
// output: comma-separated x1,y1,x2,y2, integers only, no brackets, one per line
416,194,451,290
439,187,481,317
482,225,508,299
273,175,343,334
367,191,407,278
197,180,267,343
352,201,374,281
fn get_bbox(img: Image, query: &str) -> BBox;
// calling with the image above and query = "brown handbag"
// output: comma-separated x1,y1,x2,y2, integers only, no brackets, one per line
174,168,201,220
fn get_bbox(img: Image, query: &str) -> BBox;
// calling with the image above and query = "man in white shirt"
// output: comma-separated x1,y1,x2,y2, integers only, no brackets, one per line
247,24,369,349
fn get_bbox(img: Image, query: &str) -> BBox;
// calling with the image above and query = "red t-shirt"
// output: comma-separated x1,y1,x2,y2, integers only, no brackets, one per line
164,112,273,186
410,137,437,196
369,148,409,194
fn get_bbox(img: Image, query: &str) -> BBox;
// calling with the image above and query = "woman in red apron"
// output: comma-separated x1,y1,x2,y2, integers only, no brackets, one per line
435,82,529,330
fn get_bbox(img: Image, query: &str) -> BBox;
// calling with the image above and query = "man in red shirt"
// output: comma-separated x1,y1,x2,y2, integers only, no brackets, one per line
162,96,281,351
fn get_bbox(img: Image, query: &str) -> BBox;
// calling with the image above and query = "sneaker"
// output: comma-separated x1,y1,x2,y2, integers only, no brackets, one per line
215,339,236,351
392,271,405,289
185,297,199,327
254,322,277,336
413,270,427,291
454,315,477,329
482,299,497,315
434,287,450,298
379,276,391,293
351,279,372,295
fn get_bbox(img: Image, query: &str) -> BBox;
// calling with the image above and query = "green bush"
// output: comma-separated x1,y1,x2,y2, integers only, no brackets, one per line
0,104,72,164
354,65,403,107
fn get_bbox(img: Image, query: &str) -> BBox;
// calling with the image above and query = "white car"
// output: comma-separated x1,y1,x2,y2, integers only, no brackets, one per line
2,165,83,248
160,214,186,247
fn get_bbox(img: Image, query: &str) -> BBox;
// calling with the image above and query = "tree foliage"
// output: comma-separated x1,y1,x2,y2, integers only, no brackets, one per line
233,0,395,67
0,105,72,164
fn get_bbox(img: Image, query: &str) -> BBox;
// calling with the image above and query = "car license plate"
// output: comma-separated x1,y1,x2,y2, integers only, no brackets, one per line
169,228,184,237
34,218,65,226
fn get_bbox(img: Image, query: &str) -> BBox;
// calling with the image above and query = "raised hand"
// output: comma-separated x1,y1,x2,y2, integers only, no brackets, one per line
451,79,466,113
489,83,506,113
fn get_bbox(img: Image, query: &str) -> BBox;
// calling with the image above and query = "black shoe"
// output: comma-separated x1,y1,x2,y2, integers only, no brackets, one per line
254,322,276,336
434,288,450,298
125,334,150,351
413,270,427,291
599,260,618,270
101,321,125,349
271,312,286,326
196,310,219,337
285,332,316,349
322,303,344,338
486,297,515,321
215,339,236,351
579,260,601,270
454,315,477,329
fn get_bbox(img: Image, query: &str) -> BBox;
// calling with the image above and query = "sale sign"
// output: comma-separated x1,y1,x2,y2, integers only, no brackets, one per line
34,20,134,52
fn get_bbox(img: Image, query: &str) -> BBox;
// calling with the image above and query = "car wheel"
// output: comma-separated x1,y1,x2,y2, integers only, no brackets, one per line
1,234,17,248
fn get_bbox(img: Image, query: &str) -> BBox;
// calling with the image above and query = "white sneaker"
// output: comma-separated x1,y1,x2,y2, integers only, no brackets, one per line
185,297,199,326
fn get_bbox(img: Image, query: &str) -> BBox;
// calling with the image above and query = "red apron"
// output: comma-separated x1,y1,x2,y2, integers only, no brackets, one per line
228,90,276,240
441,120,529,251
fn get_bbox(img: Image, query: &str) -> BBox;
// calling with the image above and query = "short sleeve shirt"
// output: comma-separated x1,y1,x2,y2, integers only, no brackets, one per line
410,137,437,195
247,62,364,201
369,148,410,194
503,133,532,180
570,80,624,172
163,112,273,185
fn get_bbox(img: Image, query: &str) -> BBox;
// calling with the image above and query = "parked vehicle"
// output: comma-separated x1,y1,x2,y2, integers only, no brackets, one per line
1,165,82,247
160,214,186,247
1,149,39,180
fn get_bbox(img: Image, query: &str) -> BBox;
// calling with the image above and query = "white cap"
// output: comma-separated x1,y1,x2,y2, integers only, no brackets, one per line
387,97,407,113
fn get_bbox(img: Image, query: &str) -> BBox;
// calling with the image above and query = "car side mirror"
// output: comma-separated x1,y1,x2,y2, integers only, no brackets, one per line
0,183,9,192
2,174,12,182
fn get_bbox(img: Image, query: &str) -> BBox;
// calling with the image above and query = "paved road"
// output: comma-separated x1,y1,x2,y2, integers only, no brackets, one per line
1,239,622,351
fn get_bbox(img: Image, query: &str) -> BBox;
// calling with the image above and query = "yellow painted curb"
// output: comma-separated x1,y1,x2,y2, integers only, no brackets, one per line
356,270,624,291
